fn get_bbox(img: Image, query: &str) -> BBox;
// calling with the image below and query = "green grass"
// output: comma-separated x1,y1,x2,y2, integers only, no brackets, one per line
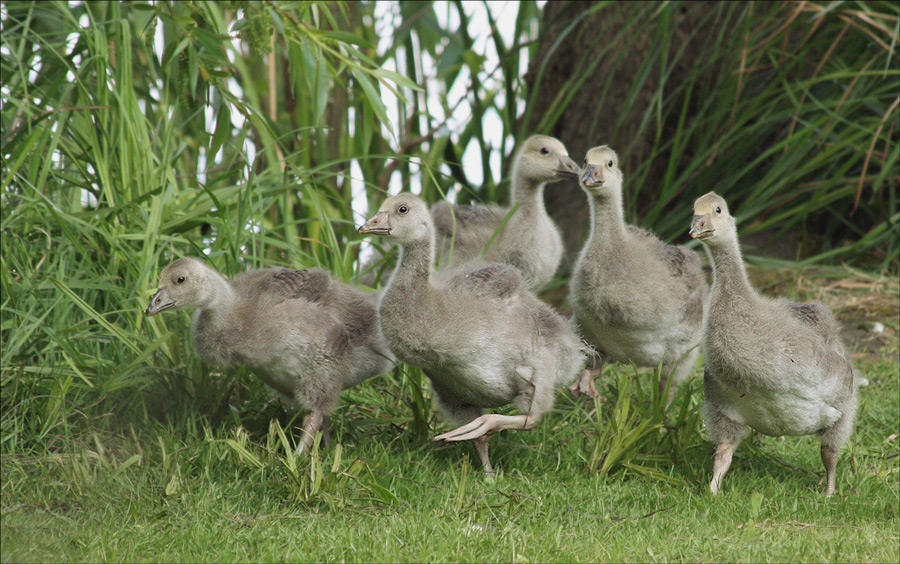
2,351,897,563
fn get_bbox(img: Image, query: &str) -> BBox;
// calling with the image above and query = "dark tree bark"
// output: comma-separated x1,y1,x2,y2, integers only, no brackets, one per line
523,1,737,274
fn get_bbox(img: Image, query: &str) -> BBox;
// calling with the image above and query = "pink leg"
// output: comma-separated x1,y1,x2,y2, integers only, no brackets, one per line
661,348,699,409
433,413,536,443
474,436,495,477
297,411,325,455
710,443,735,495
568,367,604,399
659,375,676,408
821,446,838,497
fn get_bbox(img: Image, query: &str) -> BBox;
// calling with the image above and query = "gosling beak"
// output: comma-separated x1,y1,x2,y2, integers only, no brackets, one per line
145,288,175,316
358,211,391,236
555,155,581,177
689,214,713,239
581,164,603,188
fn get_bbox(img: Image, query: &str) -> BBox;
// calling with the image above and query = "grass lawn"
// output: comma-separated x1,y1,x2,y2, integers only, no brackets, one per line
2,269,898,563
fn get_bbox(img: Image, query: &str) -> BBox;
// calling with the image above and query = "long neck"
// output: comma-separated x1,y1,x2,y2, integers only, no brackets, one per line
381,232,440,341
585,186,628,252
386,234,434,292
198,272,239,326
510,169,547,219
706,235,755,301
191,272,242,364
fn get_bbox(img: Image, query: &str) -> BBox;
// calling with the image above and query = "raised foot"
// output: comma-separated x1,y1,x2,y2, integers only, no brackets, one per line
434,413,533,442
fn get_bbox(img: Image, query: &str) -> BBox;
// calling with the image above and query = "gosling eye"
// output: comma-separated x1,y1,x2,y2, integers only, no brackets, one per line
607,160,614,167
540,147,550,155
398,205,409,215
715,206,722,214
176,275,186,284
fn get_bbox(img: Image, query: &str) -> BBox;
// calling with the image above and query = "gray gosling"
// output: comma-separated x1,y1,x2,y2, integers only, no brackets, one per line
690,192,859,496
145,257,394,454
430,134,580,290
359,193,589,475
569,145,707,405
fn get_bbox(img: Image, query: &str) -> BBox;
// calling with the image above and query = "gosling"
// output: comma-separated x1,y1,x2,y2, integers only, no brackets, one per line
691,192,859,496
146,257,394,453
569,145,707,405
359,194,589,475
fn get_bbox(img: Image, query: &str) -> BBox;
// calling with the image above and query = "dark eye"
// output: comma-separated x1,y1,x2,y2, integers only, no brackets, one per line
176,275,186,284
607,160,613,167
540,147,550,155
715,206,722,214
398,205,409,215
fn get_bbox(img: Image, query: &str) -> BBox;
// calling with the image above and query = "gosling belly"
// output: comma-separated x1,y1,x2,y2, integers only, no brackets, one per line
717,387,842,436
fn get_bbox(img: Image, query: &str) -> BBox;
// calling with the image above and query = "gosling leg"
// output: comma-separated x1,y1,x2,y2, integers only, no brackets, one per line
710,442,735,495
659,374,676,409
568,367,603,399
474,436,495,477
821,445,839,497
434,413,537,442
297,410,326,455
662,347,699,408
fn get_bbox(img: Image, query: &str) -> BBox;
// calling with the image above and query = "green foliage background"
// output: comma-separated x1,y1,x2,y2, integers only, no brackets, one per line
1,0,897,468
523,1,898,270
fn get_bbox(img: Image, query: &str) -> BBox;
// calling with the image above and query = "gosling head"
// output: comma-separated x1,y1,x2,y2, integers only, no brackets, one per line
580,145,623,196
513,134,580,186
689,191,735,245
358,193,432,247
146,257,215,316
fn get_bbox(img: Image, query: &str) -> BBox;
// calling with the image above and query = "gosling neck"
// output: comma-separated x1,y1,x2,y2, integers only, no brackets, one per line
388,236,434,291
197,272,239,323
585,184,628,250
705,234,755,301
510,169,548,219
